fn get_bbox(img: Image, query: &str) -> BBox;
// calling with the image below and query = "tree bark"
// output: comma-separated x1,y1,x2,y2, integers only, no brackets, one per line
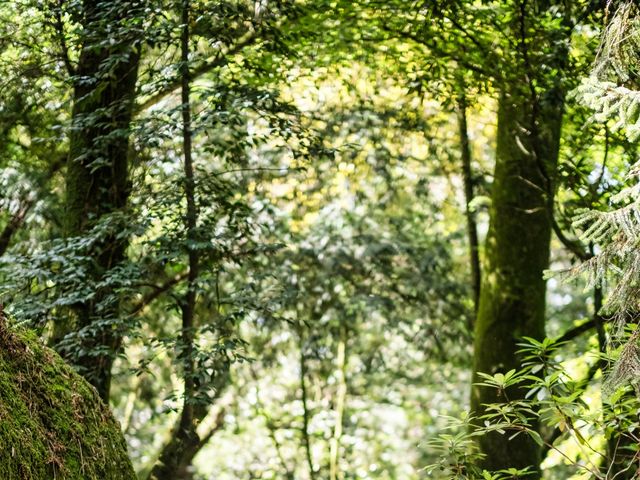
177,0,198,444
471,88,563,475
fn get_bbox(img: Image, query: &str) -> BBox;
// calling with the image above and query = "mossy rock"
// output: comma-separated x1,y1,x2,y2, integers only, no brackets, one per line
0,318,135,479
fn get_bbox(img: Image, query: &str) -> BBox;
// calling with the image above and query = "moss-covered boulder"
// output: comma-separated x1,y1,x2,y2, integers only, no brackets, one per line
0,318,135,479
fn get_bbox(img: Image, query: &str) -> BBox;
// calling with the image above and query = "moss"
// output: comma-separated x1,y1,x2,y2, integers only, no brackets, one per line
0,318,135,479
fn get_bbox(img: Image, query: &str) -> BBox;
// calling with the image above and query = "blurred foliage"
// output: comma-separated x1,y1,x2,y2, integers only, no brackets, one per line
0,0,639,479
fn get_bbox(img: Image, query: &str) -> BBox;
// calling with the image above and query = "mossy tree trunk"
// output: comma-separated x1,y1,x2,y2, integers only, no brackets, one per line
470,3,568,473
60,0,143,401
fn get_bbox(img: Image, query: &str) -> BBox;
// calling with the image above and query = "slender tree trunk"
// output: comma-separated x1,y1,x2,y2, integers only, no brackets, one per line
329,324,348,480
299,331,316,480
471,4,567,471
179,0,198,440
147,3,202,477
60,0,143,401
456,91,481,315
148,321,232,478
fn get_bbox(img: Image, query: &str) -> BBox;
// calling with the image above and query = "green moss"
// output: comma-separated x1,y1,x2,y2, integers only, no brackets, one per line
0,318,135,479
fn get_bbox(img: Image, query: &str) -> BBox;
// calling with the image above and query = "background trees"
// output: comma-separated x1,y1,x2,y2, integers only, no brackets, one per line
1,0,640,479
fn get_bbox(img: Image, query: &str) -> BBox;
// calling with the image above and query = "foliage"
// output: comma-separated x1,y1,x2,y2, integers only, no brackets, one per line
2,0,640,479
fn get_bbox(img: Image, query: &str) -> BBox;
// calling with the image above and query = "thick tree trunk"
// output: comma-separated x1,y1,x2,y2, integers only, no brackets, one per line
471,59,565,476
60,0,143,401
0,315,136,479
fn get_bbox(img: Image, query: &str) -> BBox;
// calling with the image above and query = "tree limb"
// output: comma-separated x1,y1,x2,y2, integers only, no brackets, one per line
134,28,258,115
127,271,189,316
552,218,591,261
555,319,596,344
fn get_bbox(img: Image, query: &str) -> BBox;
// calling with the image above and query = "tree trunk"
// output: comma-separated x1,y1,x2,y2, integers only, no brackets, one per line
146,2,205,477
299,332,316,480
146,386,228,480
329,324,348,480
61,0,143,401
470,12,567,469
456,91,481,315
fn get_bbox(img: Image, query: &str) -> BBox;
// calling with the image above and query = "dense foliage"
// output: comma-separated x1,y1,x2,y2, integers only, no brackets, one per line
1,0,640,479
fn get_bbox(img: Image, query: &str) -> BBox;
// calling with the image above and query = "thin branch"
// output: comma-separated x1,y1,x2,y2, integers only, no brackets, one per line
595,125,610,190
0,154,65,257
380,25,490,78
52,0,75,76
251,365,296,479
134,28,258,115
127,271,189,316
541,360,600,458
179,0,198,435
196,407,226,450
0,199,34,257
212,166,304,177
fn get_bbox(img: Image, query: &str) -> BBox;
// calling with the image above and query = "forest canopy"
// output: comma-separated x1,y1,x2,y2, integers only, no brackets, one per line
1,0,640,479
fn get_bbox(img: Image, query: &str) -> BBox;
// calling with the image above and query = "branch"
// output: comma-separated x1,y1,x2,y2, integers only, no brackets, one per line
0,154,65,257
196,407,226,450
0,199,34,257
553,218,591,261
212,166,304,177
555,319,596,344
127,270,189,316
52,0,75,76
134,28,259,115
380,25,490,78
541,360,600,459
543,284,608,459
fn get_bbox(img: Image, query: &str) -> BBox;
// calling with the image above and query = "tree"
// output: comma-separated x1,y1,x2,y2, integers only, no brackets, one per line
405,0,599,473
570,2,640,476
57,0,147,401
